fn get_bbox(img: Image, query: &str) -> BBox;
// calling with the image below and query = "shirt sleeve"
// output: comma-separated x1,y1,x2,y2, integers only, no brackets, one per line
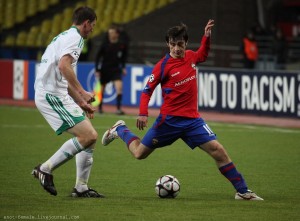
59,34,82,64
195,35,210,63
139,62,162,116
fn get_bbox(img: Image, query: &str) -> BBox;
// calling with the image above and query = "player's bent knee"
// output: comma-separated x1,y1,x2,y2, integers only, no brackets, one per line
132,149,151,160
80,130,98,148
132,152,147,160
133,148,153,160
90,130,98,142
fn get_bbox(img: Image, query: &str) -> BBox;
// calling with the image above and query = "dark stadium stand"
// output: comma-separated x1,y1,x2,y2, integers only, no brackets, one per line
0,0,83,59
0,0,175,60
0,0,299,70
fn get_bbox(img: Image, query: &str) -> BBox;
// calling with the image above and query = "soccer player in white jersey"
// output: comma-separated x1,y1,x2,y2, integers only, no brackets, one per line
32,7,103,197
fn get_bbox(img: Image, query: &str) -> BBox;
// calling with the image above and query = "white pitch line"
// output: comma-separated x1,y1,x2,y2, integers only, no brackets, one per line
208,122,300,134
1,122,299,134
0,124,110,130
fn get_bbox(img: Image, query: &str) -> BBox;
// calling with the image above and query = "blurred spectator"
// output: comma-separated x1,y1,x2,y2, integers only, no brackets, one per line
95,25,128,115
102,23,130,47
272,29,288,70
115,23,130,47
241,30,259,69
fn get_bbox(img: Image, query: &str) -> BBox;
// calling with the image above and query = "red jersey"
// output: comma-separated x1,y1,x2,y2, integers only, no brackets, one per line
139,36,210,118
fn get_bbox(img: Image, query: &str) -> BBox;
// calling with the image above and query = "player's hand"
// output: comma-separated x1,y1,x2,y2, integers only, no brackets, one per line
205,19,214,37
136,116,148,130
80,91,95,104
77,100,96,119
85,109,95,119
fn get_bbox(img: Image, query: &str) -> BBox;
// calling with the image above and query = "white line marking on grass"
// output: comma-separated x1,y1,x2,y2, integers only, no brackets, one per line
0,124,111,130
1,107,298,134
1,122,299,134
0,124,48,129
208,122,300,134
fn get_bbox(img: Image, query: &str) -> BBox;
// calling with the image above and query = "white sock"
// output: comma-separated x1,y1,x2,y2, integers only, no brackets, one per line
75,147,94,192
40,137,84,174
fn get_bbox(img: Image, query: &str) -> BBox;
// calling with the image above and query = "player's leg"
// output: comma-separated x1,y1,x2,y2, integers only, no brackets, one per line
33,121,97,196
182,118,248,193
200,140,249,193
67,120,104,197
200,140,263,200
200,140,232,167
32,134,86,196
200,141,247,191
127,139,154,159
102,115,180,159
68,119,97,193
33,93,100,196
194,121,248,194
113,79,124,115
102,120,154,159
39,112,98,174
182,118,263,200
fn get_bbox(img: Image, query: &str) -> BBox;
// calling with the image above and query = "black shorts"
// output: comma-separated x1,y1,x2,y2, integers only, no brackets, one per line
100,70,122,84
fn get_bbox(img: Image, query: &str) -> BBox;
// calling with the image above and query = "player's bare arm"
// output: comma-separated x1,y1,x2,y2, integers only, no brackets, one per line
59,55,96,117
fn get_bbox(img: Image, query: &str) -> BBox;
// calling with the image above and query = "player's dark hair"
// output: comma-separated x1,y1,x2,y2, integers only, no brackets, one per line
72,6,97,25
165,23,188,43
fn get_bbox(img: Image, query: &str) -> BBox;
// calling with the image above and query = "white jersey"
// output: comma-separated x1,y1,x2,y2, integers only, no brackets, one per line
35,26,84,96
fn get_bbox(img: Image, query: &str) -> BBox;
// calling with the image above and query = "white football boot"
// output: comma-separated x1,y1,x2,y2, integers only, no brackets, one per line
102,120,125,146
235,190,264,200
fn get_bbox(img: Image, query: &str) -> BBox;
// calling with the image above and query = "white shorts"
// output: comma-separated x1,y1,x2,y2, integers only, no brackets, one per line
35,91,85,135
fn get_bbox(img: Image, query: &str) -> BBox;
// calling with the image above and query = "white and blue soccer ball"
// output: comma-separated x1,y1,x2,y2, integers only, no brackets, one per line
155,175,180,198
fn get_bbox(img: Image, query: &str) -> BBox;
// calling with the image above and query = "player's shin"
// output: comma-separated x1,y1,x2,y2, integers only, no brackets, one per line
40,137,84,174
116,125,139,147
75,147,94,192
219,162,248,194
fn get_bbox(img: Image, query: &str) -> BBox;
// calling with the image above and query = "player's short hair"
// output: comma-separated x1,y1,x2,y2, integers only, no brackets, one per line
165,23,188,43
72,6,97,25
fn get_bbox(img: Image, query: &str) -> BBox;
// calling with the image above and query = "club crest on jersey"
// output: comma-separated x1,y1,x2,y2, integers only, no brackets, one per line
191,63,196,70
72,51,80,59
152,138,159,146
149,74,155,82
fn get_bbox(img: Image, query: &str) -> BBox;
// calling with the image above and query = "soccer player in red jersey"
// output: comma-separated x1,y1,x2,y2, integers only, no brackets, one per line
102,20,263,200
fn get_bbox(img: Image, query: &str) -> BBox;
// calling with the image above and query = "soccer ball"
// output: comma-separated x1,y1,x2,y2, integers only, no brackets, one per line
155,175,180,198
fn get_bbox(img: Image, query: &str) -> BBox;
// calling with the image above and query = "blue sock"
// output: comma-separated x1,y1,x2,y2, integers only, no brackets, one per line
116,125,139,147
219,162,248,194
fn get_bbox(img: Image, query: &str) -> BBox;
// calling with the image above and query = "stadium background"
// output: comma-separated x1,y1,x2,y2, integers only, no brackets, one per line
0,0,299,123
0,2,300,221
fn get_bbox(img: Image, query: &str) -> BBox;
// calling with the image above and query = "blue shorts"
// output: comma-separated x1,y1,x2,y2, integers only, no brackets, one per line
141,115,217,149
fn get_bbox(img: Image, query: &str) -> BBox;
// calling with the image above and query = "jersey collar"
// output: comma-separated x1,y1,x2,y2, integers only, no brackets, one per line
71,26,80,34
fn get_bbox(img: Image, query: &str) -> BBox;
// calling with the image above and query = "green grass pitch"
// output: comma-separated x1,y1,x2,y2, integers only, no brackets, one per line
0,106,299,221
